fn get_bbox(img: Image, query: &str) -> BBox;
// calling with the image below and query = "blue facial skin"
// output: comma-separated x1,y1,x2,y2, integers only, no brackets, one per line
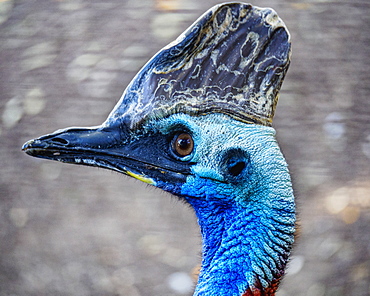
145,113,295,295
21,2,293,293
22,110,295,295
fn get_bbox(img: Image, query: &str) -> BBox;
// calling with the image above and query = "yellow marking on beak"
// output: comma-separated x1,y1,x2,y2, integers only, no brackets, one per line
126,171,156,185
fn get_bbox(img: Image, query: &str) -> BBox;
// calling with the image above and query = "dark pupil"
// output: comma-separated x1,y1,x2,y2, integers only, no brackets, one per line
173,133,193,157
178,138,190,150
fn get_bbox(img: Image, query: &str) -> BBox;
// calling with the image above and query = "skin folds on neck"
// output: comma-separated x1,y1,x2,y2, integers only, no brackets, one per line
175,120,295,295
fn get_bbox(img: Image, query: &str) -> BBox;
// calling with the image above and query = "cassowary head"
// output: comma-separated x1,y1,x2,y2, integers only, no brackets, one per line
23,3,295,295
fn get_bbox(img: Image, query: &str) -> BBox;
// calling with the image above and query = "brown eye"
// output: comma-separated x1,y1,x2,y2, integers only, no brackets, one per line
172,133,194,157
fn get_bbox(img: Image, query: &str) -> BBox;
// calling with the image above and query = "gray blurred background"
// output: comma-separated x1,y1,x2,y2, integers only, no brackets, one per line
1,0,369,295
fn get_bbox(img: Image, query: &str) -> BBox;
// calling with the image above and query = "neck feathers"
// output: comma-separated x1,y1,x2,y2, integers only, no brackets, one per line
193,205,294,295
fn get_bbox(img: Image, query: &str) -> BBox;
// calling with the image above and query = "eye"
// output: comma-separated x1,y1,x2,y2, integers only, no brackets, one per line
171,133,194,157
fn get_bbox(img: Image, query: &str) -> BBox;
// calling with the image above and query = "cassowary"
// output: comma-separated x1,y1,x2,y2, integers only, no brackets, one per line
22,3,295,295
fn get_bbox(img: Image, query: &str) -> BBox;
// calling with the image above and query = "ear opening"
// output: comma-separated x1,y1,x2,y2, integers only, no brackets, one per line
222,148,250,182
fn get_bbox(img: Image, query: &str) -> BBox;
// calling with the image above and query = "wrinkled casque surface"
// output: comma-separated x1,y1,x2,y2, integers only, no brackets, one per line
22,3,295,296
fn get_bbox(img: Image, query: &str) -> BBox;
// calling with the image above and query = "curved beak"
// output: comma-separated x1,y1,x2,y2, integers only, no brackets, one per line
22,125,190,188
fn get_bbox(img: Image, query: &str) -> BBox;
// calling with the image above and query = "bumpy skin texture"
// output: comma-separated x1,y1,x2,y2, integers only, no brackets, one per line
153,114,295,295
22,3,295,296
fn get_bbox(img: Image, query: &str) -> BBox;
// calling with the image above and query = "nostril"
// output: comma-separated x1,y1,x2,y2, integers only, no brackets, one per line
51,137,69,145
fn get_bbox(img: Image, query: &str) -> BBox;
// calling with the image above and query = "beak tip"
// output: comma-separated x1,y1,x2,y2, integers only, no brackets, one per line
22,138,45,156
22,139,33,152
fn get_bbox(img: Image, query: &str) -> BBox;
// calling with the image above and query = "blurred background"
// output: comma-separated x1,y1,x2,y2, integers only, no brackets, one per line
0,0,369,295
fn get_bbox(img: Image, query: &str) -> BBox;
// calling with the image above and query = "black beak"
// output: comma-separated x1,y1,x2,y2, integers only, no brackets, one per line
22,126,126,173
22,125,190,187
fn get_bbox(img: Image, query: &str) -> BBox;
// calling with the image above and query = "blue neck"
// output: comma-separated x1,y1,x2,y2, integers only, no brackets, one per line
154,115,296,295
182,174,295,296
